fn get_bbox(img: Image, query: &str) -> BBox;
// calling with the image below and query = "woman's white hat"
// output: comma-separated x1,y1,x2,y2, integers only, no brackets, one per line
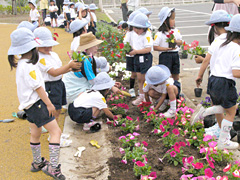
63,0,70,5
17,21,38,32
33,27,59,47
158,7,175,27
69,19,88,33
137,7,152,16
127,13,151,28
89,3,98,10
225,14,240,33
91,72,115,91
8,28,41,55
205,10,231,25
145,65,171,85
127,10,141,24
95,57,110,73
28,0,37,7
77,32,103,51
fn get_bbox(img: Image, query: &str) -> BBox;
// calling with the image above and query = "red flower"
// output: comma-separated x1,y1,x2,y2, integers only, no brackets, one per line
116,37,118,41
166,34,171,38
53,37,57,41
136,161,145,167
53,32,59,37
142,141,148,147
119,43,124,49
169,30,174,35
192,162,204,169
170,151,176,157
116,54,121,58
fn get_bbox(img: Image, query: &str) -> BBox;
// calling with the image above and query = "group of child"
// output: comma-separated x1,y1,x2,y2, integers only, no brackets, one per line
7,2,240,179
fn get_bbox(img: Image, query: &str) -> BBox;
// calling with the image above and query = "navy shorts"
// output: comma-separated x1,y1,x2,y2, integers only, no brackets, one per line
45,79,67,110
50,12,57,19
126,56,135,72
207,75,238,109
166,80,181,99
134,53,153,74
24,100,55,128
68,103,93,123
159,52,180,74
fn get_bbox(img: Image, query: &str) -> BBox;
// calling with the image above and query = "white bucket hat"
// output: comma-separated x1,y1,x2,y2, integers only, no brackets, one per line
137,7,152,16
33,27,59,47
17,21,38,32
127,10,141,24
95,57,110,73
158,7,175,27
118,20,126,27
225,14,240,33
28,0,37,7
205,10,231,25
63,0,69,5
8,28,41,55
75,2,82,9
69,19,88,33
91,72,115,91
127,13,151,28
89,3,98,10
145,65,171,85
77,3,88,12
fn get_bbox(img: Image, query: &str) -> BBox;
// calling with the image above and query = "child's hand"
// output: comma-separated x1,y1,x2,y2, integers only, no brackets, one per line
114,82,122,88
47,103,56,117
129,49,137,56
195,77,203,87
194,55,204,64
69,60,82,70
164,47,174,51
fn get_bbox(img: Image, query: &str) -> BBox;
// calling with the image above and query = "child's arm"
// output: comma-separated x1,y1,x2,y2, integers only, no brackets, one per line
175,39,183,46
36,86,56,117
144,92,150,102
47,60,81,77
28,16,31,22
154,46,173,51
195,55,204,64
154,93,167,110
129,47,151,56
102,108,122,119
89,11,94,27
78,8,83,19
195,53,211,86
232,70,240,78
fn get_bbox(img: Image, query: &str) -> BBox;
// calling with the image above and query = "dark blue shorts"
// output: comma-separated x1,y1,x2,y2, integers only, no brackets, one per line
159,52,180,75
68,103,93,123
134,53,153,74
166,80,181,99
126,56,134,72
50,12,57,19
45,79,67,110
24,100,55,128
208,75,238,109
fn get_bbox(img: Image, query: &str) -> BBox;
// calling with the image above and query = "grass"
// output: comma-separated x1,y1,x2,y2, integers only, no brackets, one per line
95,9,111,22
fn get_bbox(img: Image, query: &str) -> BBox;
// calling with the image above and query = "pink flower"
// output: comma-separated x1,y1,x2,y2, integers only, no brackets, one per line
142,141,148,147
186,139,190,146
223,149,229,154
216,176,222,180
132,159,136,163
130,135,135,140
119,148,125,154
121,160,127,164
115,96,119,100
159,125,165,132
126,133,132,136
121,123,126,127
153,129,161,134
170,151,176,157
136,161,145,167
193,136,197,140
175,121,179,125
163,132,169,137
223,164,231,172
162,120,168,126
135,142,140,147
180,174,193,180
179,142,186,147
208,141,217,148
192,162,204,169
133,132,140,136
149,172,157,179
174,142,180,153
140,175,149,180
208,160,215,169
203,135,212,142
126,116,133,121
233,169,240,178
119,136,126,140
172,128,180,136
135,125,140,131
168,118,174,125
187,156,194,164
222,176,228,180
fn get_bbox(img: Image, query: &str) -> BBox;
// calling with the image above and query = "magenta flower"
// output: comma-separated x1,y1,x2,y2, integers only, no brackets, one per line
126,116,133,121
203,134,212,142
208,160,215,169
233,170,240,178
132,159,136,163
187,156,194,164
136,161,145,167
142,141,148,147
159,125,165,132
172,128,180,136
133,132,140,136
121,123,126,127
223,164,231,172
149,172,157,179
180,174,193,180
119,148,125,154
205,168,213,178
179,142,186,147
192,162,204,169
126,133,132,136
121,160,127,164
208,141,217,148
119,136,126,140
200,147,206,154
153,129,161,134
163,132,169,137
170,151,176,157
162,120,168,126
168,118,174,125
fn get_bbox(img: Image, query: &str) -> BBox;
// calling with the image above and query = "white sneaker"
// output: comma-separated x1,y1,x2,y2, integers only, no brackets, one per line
129,88,136,98
132,95,144,106
164,109,176,118
217,140,239,150
190,104,205,125
158,100,169,112
60,139,72,148
205,124,220,140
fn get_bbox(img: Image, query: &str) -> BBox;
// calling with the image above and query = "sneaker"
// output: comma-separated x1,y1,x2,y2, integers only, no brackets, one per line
132,95,144,106
83,121,102,132
164,109,176,118
190,104,205,125
158,100,169,112
60,139,72,148
31,157,49,172
129,88,136,98
42,164,66,180
217,140,239,150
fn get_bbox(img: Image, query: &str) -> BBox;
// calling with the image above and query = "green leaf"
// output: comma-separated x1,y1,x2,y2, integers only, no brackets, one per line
174,161,178,166
72,51,78,60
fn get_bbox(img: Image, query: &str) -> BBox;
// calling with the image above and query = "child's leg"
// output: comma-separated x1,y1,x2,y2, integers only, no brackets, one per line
55,109,61,122
92,107,101,118
30,123,42,164
137,72,145,94
166,85,178,113
148,89,161,100
55,18,58,27
51,18,53,26
130,72,137,89
172,74,179,81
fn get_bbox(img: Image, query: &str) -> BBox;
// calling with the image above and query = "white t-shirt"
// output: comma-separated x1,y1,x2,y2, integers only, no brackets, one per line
143,78,174,94
153,28,182,55
30,8,40,21
73,90,108,110
16,59,46,110
49,5,58,12
63,5,70,13
123,31,134,57
37,52,63,82
90,12,97,22
71,36,80,51
130,30,153,50
209,36,240,80
70,7,76,18
83,14,90,29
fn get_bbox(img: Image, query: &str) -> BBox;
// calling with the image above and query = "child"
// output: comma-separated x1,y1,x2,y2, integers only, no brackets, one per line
8,28,65,179
144,65,180,118
68,72,122,132
190,10,231,138
127,12,153,105
28,0,40,25
89,3,98,34
137,7,153,30
191,14,240,150
63,0,70,32
49,0,58,27
95,57,110,73
154,7,182,81
69,2,76,22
